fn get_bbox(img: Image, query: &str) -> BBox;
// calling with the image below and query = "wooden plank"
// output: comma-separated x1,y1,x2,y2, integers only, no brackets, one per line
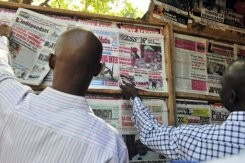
163,24,176,126
31,85,168,98
174,26,245,45
176,92,220,102
0,1,166,27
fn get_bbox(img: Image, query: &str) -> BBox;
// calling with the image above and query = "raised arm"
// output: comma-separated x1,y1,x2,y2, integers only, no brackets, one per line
0,24,32,108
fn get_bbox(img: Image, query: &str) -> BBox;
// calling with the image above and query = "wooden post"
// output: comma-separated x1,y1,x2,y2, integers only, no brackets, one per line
163,24,176,126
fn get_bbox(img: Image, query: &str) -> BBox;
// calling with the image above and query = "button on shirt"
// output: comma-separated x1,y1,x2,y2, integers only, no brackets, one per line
132,97,245,161
0,36,128,163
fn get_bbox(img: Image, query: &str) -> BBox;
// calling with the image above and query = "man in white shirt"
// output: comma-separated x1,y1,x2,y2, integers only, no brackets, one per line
0,24,128,163
120,58,245,161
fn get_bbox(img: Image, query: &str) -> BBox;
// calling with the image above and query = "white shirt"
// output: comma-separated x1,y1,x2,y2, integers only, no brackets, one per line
0,36,128,163
133,97,245,161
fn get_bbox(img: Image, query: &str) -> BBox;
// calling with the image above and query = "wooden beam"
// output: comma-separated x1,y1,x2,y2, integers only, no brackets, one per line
176,92,220,103
0,1,166,27
163,24,176,126
31,85,168,98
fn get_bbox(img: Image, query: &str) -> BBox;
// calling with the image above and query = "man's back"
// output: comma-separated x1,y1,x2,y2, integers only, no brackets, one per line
0,27,128,163
0,85,128,163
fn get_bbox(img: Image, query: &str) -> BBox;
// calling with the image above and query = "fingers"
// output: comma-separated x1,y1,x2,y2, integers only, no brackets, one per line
0,24,12,38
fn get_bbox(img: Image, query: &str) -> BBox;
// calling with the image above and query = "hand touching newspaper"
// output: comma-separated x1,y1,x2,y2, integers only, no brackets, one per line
0,24,12,39
119,82,138,99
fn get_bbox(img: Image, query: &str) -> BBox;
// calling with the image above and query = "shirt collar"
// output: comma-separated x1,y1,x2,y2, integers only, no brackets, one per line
226,111,245,122
39,87,92,113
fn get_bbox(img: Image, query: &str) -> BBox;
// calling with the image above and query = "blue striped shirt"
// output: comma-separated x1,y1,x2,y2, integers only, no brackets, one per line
0,36,128,163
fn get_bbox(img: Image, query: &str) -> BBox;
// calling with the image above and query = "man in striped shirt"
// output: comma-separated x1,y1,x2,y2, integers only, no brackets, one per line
120,59,245,161
0,24,128,163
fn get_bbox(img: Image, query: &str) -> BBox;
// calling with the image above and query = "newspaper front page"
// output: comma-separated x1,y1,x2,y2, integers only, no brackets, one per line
152,0,189,28
119,99,168,135
210,104,230,125
10,8,67,85
174,33,208,94
75,25,121,90
119,30,167,92
191,0,245,33
207,41,234,96
235,44,245,59
176,100,210,126
87,97,121,129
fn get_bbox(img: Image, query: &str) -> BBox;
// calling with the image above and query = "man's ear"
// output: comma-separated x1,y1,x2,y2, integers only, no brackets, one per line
49,53,56,69
93,63,103,76
229,90,237,104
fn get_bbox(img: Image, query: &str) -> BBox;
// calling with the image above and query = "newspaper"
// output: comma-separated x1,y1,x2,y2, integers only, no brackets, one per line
119,30,167,92
174,33,208,94
191,0,245,33
0,8,15,25
235,44,245,59
87,97,121,129
77,19,117,28
176,99,210,126
210,104,230,125
119,99,168,135
118,24,161,34
207,41,234,96
152,0,189,28
9,8,67,85
191,0,225,27
75,24,120,89
225,0,245,29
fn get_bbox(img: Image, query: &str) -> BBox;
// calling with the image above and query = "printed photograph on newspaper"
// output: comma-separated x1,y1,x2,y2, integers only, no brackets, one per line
10,8,67,85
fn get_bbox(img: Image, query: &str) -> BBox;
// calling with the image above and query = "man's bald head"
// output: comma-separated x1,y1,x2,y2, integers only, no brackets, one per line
220,59,245,112
49,28,103,96
55,28,102,65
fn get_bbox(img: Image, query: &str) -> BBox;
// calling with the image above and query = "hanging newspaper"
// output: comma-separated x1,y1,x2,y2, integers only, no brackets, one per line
174,34,208,94
207,41,234,96
176,99,210,126
75,24,120,90
77,19,117,28
87,97,120,129
191,0,227,30
152,0,189,28
0,8,15,25
235,44,245,59
210,104,230,125
119,30,167,92
119,100,135,134
224,0,245,33
10,8,67,85
118,24,161,34
191,0,245,33
119,99,168,135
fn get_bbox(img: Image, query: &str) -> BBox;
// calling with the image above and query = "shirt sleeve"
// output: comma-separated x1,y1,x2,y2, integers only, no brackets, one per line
0,36,32,108
132,96,180,159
